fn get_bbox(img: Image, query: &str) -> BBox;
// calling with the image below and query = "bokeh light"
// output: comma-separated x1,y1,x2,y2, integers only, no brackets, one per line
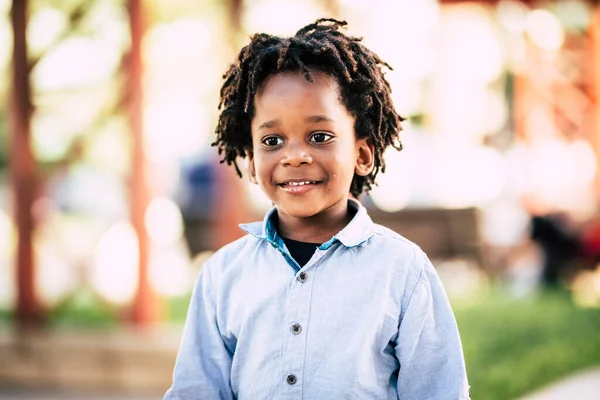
526,9,565,51
433,146,507,208
32,36,122,91
149,243,193,297
91,221,139,305
35,242,78,307
432,84,508,143
481,200,531,246
369,147,412,213
496,0,529,33
85,119,130,175
438,4,504,85
365,0,439,82
31,112,75,162
568,139,597,187
27,7,67,55
145,197,184,246
529,138,587,202
143,101,208,162
144,17,221,98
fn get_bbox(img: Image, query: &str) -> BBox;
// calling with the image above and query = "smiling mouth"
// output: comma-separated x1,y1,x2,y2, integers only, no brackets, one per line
280,180,319,186
277,180,322,194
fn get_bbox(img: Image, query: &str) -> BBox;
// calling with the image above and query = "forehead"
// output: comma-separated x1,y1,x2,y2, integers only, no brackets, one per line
254,71,343,113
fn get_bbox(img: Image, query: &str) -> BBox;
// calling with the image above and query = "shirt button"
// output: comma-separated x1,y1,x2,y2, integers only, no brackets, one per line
286,374,297,385
297,272,307,282
290,323,302,335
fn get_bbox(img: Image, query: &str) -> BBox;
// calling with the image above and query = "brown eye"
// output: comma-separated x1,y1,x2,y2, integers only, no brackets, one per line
262,136,283,146
310,132,333,143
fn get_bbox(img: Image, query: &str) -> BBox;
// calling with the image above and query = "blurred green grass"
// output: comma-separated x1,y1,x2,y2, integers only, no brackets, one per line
1,288,599,399
454,289,600,400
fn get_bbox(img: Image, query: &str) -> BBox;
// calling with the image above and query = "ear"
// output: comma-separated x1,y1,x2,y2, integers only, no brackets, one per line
354,138,375,177
247,151,258,184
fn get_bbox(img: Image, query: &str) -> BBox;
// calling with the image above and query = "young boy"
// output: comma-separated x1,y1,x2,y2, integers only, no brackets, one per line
165,19,470,400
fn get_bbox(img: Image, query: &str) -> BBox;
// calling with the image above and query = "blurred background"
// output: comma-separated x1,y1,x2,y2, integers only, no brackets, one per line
1,0,600,399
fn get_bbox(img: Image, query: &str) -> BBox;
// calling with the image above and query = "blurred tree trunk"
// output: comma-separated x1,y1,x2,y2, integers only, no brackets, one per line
10,0,42,327
127,0,161,325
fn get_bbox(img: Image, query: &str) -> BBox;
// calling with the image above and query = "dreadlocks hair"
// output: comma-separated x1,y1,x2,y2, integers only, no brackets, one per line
213,18,404,198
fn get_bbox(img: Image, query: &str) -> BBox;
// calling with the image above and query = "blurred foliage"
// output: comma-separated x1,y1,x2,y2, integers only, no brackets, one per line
0,291,188,327
48,290,119,329
166,294,193,323
0,308,10,324
455,288,600,400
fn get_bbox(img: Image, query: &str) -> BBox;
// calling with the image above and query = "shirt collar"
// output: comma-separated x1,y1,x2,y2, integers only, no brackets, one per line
239,198,375,248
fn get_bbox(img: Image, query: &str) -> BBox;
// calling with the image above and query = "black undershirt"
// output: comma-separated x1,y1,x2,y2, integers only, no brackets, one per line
282,237,321,267
276,207,357,267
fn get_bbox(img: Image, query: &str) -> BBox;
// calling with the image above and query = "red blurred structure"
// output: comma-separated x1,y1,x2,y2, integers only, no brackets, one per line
127,0,162,325
10,0,42,327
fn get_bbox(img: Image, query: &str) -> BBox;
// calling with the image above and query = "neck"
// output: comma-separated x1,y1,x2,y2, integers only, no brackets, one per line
276,200,353,243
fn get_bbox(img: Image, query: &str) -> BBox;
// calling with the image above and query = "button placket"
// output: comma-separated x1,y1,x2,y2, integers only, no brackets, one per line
281,267,303,395
282,254,321,396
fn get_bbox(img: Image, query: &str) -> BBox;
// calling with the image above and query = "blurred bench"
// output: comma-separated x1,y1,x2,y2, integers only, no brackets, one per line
368,207,483,267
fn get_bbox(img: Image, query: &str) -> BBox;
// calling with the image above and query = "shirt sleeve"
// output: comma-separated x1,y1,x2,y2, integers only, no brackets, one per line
395,253,470,400
164,261,234,400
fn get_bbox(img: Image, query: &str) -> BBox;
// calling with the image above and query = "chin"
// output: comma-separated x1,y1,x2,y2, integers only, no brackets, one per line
277,202,322,219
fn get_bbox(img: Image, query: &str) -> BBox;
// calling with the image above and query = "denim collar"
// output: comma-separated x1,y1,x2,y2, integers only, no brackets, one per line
239,198,375,249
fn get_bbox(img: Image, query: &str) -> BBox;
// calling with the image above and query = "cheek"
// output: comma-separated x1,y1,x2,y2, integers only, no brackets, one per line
327,157,356,187
253,154,275,182
332,149,358,175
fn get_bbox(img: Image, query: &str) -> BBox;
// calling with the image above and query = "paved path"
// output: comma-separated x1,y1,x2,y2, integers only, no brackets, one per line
518,367,600,400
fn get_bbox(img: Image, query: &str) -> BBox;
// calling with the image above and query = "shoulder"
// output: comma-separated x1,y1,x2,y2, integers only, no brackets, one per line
356,222,438,314
210,233,264,262
361,223,434,286
204,233,265,273
366,224,447,314
368,223,428,263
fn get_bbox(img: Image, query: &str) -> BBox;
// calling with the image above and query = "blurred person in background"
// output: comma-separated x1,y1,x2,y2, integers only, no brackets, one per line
164,18,469,400
530,212,579,286
527,194,600,287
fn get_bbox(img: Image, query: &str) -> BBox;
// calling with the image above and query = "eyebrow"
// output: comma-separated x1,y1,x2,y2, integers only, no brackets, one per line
257,115,335,130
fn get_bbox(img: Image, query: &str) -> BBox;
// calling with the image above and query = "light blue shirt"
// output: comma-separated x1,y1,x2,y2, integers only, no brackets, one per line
164,199,470,399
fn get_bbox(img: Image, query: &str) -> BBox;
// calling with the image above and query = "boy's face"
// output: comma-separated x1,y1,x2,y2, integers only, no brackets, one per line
248,71,374,220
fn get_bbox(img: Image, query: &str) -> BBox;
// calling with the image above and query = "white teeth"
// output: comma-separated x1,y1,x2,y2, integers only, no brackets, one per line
287,181,313,186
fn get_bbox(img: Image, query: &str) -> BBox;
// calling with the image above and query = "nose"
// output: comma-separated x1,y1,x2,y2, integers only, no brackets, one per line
281,140,313,167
